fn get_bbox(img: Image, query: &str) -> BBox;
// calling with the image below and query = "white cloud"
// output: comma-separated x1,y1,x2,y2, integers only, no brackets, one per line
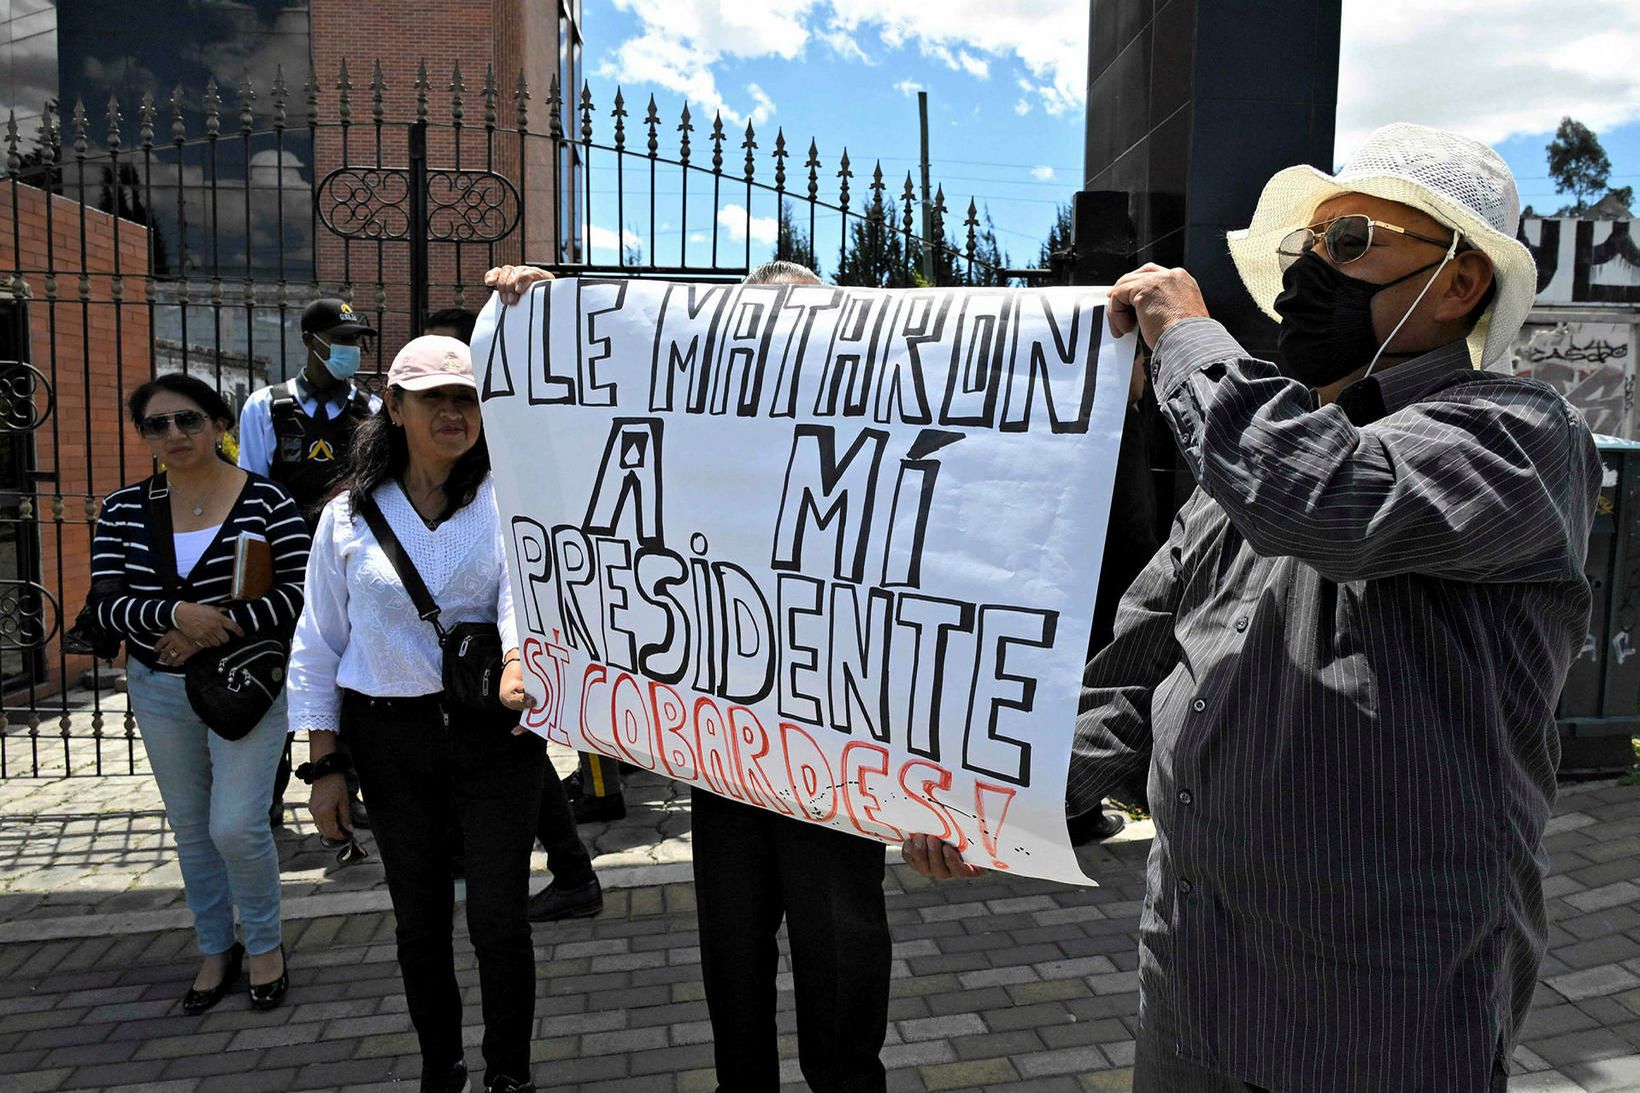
1030,165,1056,181
598,0,1088,121
894,79,924,98
588,224,642,255
688,232,708,243
1336,0,1640,159
717,203,780,245
1014,99,1031,117
595,0,820,125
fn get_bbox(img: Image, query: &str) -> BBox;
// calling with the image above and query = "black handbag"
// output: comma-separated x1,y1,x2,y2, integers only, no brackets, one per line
356,493,514,724
146,474,289,741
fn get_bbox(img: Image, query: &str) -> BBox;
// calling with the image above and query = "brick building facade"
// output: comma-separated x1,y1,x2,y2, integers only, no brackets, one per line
0,185,152,699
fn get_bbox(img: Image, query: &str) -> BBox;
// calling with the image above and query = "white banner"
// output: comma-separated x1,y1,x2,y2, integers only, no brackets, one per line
473,278,1132,885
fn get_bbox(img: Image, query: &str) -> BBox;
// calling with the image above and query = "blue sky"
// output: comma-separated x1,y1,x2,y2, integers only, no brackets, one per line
579,1,1638,273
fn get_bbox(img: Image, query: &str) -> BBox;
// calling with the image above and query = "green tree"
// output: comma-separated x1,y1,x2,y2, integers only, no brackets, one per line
1547,117,1612,215
775,200,819,276
1038,201,1074,269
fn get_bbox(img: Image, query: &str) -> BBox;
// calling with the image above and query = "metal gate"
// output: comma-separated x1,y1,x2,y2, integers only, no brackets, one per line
0,62,1060,776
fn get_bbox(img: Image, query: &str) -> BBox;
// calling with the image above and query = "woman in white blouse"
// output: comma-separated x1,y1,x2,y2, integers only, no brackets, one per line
288,336,538,1093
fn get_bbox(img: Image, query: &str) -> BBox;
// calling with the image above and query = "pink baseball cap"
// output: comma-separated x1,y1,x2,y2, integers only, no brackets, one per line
387,335,476,392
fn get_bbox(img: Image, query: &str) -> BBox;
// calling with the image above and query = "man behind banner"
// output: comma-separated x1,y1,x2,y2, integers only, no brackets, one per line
906,124,1601,1093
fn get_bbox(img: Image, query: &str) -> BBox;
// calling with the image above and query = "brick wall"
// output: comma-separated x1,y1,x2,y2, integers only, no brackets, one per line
0,183,153,699
310,0,561,360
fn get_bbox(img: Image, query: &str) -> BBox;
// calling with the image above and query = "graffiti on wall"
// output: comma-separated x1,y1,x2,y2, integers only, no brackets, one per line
1518,218,1640,305
1514,321,1637,437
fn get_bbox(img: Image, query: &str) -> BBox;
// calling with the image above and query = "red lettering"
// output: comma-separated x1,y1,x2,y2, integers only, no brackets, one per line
780,722,837,822
974,781,1018,869
729,706,794,816
840,741,904,842
693,696,745,800
577,664,623,760
521,636,571,745
898,759,969,852
610,673,659,771
649,681,698,780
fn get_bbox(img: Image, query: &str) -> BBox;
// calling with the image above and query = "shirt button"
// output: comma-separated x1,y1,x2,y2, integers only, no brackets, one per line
1234,616,1249,632
1179,879,1194,895
1192,698,1206,713
1178,790,1193,806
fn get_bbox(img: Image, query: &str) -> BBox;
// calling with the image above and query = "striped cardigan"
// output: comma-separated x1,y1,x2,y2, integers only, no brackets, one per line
90,473,311,673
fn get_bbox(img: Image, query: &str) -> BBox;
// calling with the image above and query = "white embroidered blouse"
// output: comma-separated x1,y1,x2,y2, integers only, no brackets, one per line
287,475,518,734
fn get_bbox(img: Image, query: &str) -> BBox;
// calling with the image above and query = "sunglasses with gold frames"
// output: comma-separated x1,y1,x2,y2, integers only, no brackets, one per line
1278,214,1457,271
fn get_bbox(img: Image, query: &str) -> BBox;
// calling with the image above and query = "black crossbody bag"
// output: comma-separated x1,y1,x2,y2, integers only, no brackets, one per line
146,475,289,741
356,493,515,727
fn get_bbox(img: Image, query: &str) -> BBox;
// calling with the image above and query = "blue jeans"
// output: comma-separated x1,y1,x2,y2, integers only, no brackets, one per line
128,659,286,956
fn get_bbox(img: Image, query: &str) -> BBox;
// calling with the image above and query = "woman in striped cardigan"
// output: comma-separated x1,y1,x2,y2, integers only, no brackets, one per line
90,373,311,1015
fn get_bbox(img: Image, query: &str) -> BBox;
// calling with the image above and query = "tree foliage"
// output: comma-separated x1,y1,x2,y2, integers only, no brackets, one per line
1547,117,1613,215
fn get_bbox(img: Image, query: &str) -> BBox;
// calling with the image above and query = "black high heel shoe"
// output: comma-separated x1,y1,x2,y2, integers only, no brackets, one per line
181,942,244,1015
247,943,288,1011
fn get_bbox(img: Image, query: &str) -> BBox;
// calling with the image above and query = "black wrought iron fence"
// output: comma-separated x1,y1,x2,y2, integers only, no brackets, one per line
0,60,1061,777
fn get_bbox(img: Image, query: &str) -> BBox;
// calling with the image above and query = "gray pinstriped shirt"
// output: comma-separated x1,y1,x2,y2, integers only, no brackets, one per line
1068,319,1601,1092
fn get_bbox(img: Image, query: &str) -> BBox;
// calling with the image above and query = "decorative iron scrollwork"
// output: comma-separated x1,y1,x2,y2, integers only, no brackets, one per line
425,169,521,243
316,167,412,241
0,360,54,432
317,166,521,245
0,579,59,649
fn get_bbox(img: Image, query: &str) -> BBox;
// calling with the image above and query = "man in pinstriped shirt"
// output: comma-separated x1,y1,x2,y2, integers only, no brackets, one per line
905,125,1602,1092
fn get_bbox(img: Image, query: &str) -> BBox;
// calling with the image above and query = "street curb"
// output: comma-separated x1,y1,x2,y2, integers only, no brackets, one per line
0,859,700,945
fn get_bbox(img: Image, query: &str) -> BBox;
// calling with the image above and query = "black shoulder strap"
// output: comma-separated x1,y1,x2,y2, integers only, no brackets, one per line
144,473,183,593
356,493,447,641
269,379,305,432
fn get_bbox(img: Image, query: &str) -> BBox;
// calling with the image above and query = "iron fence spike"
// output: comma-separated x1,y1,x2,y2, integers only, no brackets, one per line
71,97,88,157
271,66,287,129
580,83,594,143
170,83,187,143
677,103,692,163
742,119,756,180
415,59,430,123
370,60,385,125
773,129,787,190
645,95,659,158
546,74,562,140
139,91,156,147
5,112,19,174
710,111,724,173
449,60,465,126
304,69,319,128
612,87,626,150
515,69,530,131
336,61,351,123
105,93,122,153
806,138,819,201
483,63,497,129
239,75,256,132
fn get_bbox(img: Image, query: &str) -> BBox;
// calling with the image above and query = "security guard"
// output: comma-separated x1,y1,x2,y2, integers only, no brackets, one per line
238,298,380,827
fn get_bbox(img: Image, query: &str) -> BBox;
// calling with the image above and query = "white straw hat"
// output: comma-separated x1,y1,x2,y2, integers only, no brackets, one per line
1226,123,1537,368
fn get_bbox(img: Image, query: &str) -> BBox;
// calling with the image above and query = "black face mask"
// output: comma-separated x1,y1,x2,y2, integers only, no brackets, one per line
1273,250,1445,388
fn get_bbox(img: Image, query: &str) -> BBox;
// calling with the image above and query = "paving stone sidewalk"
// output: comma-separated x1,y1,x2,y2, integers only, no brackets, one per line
2,736,1638,1090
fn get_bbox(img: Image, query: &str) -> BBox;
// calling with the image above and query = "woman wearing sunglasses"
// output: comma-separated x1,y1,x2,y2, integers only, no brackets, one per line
288,336,538,1093
88,373,311,1014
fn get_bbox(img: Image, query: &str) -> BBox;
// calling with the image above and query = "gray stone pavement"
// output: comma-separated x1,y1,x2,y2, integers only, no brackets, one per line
1,720,1638,1091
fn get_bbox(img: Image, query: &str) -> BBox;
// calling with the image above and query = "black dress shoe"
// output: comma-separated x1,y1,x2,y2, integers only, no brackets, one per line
247,943,289,1011
181,942,244,1015
1067,809,1126,846
485,1076,536,1093
421,1058,468,1093
527,877,603,922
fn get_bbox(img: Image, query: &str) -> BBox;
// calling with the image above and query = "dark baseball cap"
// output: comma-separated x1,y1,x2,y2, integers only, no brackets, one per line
301,299,377,338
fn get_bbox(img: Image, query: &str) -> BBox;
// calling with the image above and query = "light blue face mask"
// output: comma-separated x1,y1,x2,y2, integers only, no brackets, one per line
313,335,362,380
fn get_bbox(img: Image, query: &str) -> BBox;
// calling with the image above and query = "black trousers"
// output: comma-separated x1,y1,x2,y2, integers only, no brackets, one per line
690,788,891,1093
342,692,543,1086
537,758,594,886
